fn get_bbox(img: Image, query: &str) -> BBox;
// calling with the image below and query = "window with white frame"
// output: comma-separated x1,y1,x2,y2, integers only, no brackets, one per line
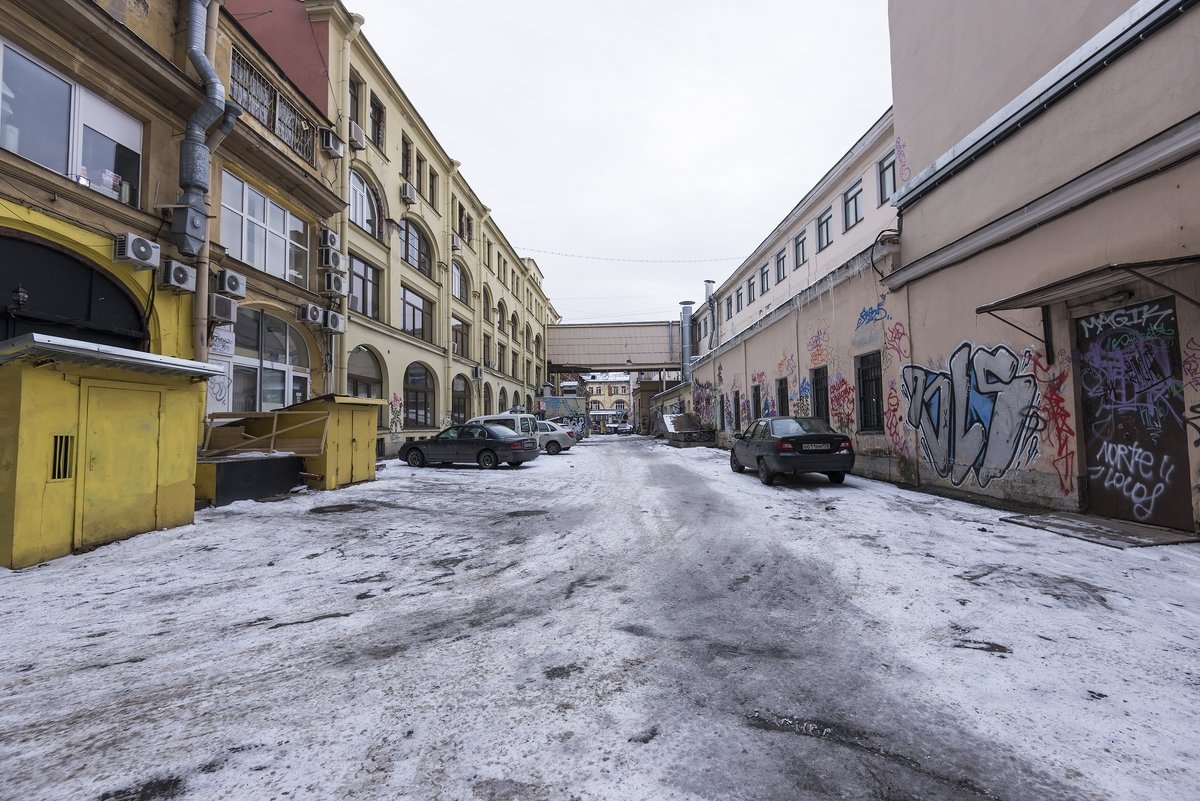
794,232,807,265
843,180,863,231
776,250,787,282
232,308,310,412
878,149,897,205
0,41,142,206
451,262,470,304
747,276,756,303
220,170,310,288
760,264,769,293
726,297,733,320
817,208,833,251
349,170,380,239
736,288,744,312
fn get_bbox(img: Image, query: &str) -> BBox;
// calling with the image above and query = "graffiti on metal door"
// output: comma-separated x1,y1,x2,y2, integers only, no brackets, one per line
901,343,1041,488
1075,299,1190,526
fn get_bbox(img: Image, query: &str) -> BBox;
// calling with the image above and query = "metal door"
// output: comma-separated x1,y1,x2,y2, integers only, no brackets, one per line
1075,298,1191,528
81,385,159,546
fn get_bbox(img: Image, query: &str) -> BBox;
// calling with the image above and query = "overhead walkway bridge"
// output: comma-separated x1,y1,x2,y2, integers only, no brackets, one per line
547,321,686,373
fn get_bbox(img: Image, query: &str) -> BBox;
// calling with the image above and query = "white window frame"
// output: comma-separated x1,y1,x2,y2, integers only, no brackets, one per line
220,170,310,288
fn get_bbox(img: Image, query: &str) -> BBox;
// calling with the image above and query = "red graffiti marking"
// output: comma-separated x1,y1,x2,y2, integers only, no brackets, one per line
807,329,829,366
1025,349,1076,496
884,322,910,363
829,374,855,433
884,380,910,459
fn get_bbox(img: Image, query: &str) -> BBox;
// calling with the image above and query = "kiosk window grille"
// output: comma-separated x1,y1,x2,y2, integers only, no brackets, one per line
51,435,75,480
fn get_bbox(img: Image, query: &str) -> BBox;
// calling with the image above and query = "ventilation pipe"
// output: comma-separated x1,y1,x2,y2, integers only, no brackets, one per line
173,0,239,257
703,280,717,349
680,301,695,382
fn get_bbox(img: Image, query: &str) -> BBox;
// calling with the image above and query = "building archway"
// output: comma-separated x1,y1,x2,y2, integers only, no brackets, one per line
1,234,146,349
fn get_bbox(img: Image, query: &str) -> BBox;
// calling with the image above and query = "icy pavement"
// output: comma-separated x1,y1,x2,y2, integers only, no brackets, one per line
2,436,1199,800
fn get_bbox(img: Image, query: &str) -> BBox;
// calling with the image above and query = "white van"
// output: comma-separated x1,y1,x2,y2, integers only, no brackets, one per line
467,412,540,437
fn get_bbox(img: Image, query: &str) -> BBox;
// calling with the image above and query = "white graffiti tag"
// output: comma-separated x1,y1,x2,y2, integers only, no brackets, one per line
1087,441,1175,521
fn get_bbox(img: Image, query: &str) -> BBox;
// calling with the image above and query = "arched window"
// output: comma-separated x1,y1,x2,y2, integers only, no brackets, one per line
349,346,385,428
396,219,432,276
483,383,493,415
524,325,532,351
534,334,543,357
496,299,507,331
451,374,470,423
451,262,469,304
233,308,311,411
509,313,518,341
511,391,522,412
482,286,493,320
498,388,508,411
349,170,380,239
404,363,433,427
614,400,627,412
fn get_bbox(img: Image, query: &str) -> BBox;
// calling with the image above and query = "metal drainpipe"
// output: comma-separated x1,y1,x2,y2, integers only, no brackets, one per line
335,14,365,396
680,300,694,382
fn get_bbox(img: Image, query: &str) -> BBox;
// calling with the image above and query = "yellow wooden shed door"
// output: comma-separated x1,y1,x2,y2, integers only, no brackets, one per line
82,386,160,546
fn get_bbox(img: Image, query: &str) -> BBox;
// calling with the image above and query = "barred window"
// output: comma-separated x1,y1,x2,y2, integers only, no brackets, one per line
856,352,884,432
230,49,314,164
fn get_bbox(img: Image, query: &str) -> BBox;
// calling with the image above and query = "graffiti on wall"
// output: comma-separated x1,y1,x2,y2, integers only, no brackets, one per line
856,297,891,330
389,393,404,440
901,343,1041,488
693,381,714,425
1180,337,1200,391
882,321,910,369
807,326,830,366
1075,299,1191,526
895,136,912,182
777,351,797,378
884,380,911,460
792,377,812,417
829,373,856,433
1026,349,1077,496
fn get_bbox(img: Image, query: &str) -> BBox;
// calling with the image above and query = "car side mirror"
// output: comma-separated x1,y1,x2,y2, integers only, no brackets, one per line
733,432,743,440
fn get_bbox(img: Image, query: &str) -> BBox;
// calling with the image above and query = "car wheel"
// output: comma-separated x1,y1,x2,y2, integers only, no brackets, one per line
478,449,499,469
730,451,745,473
827,471,846,485
547,440,562,455
757,458,777,486
406,449,426,468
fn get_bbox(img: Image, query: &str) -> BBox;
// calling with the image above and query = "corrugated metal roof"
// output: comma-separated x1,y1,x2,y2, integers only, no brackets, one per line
0,334,225,379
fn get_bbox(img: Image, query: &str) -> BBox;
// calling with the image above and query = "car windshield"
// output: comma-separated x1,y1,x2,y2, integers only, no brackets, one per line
771,417,835,436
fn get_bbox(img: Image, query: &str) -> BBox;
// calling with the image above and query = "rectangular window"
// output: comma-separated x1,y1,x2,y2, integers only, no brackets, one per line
401,286,433,342
401,135,412,181
0,43,143,206
747,277,755,303
751,384,762,419
415,153,426,196
428,168,438,207
843,179,863,231
733,390,741,430
736,289,744,312
811,366,829,423
483,333,492,365
50,434,75,480
878,149,897,205
719,394,726,430
794,232,807,266
817,208,833,251
348,255,380,319
369,93,385,147
776,377,789,417
498,343,507,372
220,170,310,287
451,317,468,358
348,75,361,124
760,264,770,293
726,297,733,320
857,351,884,432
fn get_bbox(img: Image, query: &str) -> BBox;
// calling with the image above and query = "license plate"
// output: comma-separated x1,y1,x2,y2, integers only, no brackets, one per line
801,443,830,451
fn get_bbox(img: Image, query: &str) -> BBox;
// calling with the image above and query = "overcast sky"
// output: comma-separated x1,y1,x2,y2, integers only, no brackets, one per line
346,1,893,324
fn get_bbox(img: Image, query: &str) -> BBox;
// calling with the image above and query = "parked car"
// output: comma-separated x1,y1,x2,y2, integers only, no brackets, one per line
729,416,854,485
466,412,540,437
536,420,574,454
400,423,539,469
615,422,634,435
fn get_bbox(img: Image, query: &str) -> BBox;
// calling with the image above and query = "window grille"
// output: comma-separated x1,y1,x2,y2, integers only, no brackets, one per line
230,49,315,164
51,435,75,480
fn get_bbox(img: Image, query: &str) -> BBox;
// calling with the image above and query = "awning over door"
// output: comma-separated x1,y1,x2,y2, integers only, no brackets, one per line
975,256,1200,314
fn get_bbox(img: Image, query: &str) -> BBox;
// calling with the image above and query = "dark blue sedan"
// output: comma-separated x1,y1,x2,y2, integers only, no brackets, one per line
730,417,854,486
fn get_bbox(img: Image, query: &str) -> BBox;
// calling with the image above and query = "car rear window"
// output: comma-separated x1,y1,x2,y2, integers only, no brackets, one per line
773,417,835,435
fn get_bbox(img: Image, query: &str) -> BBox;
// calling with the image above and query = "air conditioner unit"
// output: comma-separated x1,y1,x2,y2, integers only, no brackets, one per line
401,182,418,205
348,120,367,150
319,247,344,271
322,309,346,333
485,359,496,369
451,234,462,252
209,293,237,325
319,128,344,158
216,268,246,299
347,294,362,313
471,365,484,379
318,228,339,249
297,302,324,325
158,260,196,293
320,271,348,297
113,233,160,269
451,341,461,355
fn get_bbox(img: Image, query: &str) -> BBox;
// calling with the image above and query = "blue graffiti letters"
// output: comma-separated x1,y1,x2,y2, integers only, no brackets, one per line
901,343,1040,487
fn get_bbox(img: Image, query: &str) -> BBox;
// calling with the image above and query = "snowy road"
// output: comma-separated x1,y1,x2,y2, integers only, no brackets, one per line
2,436,1199,800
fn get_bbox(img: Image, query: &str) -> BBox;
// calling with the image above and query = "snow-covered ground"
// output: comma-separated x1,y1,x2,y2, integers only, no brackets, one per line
2,436,1198,800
